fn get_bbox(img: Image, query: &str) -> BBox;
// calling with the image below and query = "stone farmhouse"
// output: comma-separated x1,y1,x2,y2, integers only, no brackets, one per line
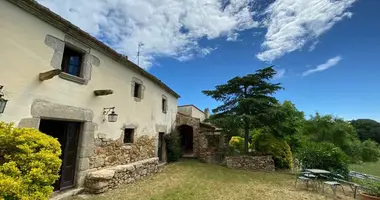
0,0,224,194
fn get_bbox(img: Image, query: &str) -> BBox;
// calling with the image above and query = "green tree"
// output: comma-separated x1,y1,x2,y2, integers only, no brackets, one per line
351,119,380,144
206,115,243,140
302,113,357,151
202,66,283,154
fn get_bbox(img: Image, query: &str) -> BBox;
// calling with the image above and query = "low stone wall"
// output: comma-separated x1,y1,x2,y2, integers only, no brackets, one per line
84,157,159,194
89,135,155,169
224,156,275,171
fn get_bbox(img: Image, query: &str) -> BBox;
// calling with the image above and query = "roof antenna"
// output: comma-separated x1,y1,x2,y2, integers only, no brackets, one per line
137,42,144,66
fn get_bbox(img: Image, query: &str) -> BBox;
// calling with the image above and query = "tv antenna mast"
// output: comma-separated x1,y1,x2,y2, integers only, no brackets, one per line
137,42,144,66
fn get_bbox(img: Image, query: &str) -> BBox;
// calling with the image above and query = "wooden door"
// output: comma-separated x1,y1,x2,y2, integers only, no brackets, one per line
60,122,80,190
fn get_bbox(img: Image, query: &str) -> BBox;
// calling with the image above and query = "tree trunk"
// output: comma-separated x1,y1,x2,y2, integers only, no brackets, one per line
244,126,249,154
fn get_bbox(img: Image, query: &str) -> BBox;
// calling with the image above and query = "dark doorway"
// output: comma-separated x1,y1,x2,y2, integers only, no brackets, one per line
178,125,193,157
158,132,165,162
39,119,81,191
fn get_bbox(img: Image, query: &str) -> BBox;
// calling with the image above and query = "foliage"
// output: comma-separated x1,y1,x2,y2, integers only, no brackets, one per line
164,129,181,163
0,122,61,200
361,140,380,162
351,119,380,144
297,142,349,177
301,113,366,162
203,66,283,154
302,113,357,150
355,179,380,197
265,101,305,139
251,131,292,169
228,136,251,153
206,116,243,140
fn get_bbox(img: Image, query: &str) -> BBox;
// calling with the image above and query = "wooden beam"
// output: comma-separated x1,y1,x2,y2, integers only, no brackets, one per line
94,90,114,96
39,69,61,81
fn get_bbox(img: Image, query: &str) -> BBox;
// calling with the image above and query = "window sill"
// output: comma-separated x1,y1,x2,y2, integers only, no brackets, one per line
59,72,86,85
134,97,142,102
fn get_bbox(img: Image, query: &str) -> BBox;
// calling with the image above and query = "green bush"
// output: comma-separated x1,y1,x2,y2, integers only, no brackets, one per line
354,179,380,197
361,140,380,162
297,142,349,177
0,122,61,200
164,129,181,162
344,140,363,163
251,132,293,169
228,136,251,153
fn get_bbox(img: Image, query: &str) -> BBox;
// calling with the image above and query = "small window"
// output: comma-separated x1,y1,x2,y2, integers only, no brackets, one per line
134,83,141,98
162,98,167,113
124,129,134,144
61,46,83,77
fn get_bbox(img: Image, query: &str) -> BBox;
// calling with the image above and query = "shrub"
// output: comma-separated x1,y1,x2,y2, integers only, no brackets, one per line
344,139,363,163
251,132,293,169
354,178,380,197
361,140,380,162
0,122,61,200
228,136,251,153
164,129,181,162
297,142,349,177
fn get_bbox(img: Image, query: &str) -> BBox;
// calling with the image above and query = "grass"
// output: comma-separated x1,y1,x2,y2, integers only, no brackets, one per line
69,160,352,200
350,160,380,177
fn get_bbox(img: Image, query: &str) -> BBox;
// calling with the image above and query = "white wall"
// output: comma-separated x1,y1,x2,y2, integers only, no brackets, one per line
178,105,205,122
191,107,205,122
0,1,178,140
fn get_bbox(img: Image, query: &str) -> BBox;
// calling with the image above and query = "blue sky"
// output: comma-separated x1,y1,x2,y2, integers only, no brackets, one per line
38,0,380,120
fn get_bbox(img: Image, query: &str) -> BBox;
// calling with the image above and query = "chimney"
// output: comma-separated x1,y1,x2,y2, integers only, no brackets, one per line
204,108,210,119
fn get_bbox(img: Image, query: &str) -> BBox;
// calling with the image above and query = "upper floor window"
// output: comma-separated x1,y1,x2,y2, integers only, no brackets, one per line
134,82,142,98
131,77,144,102
162,95,168,113
61,46,83,77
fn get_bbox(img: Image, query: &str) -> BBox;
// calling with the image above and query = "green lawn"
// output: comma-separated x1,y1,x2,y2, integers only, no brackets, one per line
69,160,352,200
350,160,380,177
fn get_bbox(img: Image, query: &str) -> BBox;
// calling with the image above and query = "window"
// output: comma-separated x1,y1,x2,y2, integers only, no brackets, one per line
131,77,144,101
61,46,83,77
134,83,141,98
162,96,168,113
124,128,134,144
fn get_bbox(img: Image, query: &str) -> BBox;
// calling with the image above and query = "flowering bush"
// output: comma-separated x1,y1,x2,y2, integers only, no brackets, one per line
0,122,61,200
229,136,251,153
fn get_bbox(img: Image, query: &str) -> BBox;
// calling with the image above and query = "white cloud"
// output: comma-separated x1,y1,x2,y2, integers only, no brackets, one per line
273,68,285,79
308,40,319,52
256,0,356,62
302,56,342,76
36,0,259,69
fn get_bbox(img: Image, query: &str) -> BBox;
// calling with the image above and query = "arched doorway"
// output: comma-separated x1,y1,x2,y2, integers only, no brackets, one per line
178,125,194,157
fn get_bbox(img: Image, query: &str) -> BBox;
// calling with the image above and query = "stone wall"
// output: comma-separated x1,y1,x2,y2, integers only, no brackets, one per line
89,134,155,169
176,113,200,157
85,157,159,194
224,156,275,171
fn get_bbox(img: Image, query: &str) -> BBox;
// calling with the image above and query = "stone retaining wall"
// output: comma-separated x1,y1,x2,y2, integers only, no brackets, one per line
84,157,159,194
224,156,275,171
89,135,155,169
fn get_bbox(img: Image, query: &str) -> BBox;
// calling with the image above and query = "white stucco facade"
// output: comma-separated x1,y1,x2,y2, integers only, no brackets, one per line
0,0,178,140
178,105,206,122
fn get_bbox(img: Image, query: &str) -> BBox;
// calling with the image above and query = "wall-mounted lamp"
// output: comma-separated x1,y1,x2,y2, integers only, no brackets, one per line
103,107,118,122
0,86,8,114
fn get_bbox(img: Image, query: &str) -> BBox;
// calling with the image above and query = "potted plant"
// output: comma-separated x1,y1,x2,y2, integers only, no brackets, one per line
358,179,380,200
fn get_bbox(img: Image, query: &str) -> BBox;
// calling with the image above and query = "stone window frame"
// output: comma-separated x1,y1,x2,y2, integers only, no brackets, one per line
44,34,100,85
131,77,145,102
161,94,168,114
